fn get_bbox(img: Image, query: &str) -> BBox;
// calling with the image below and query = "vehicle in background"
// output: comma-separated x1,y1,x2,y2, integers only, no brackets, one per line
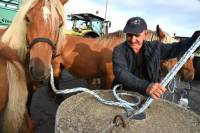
65,13,111,38
0,0,20,28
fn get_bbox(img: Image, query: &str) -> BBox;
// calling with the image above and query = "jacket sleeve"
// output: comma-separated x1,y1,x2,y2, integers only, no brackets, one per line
112,45,150,95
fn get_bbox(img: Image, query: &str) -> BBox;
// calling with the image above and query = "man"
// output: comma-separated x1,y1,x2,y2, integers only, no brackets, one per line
112,16,200,100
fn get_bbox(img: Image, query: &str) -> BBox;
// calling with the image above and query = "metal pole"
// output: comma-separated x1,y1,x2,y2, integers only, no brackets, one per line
104,0,108,20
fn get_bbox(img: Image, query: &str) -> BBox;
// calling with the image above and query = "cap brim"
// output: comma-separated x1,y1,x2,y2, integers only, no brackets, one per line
123,26,145,34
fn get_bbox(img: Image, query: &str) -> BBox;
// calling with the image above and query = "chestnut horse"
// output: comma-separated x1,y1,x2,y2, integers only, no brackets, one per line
0,44,34,133
1,0,67,84
53,26,194,89
146,25,194,81
0,0,67,131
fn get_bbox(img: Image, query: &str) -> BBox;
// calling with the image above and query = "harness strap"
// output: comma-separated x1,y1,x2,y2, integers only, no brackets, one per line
27,37,56,56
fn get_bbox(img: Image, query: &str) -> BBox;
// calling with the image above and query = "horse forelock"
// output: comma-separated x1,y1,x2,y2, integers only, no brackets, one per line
45,0,65,31
45,0,65,54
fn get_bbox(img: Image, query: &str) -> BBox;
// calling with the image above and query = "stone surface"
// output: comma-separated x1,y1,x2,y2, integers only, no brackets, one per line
55,90,200,133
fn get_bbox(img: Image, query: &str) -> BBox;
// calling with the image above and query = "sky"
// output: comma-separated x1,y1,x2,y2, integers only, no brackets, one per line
64,0,200,37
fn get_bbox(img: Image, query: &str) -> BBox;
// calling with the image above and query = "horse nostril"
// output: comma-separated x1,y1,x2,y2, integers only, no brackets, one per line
29,65,43,80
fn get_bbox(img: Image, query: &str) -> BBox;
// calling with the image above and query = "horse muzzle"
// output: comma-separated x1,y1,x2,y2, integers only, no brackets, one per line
29,59,51,81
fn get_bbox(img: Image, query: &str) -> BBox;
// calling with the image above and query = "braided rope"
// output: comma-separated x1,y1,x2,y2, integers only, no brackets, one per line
50,68,141,112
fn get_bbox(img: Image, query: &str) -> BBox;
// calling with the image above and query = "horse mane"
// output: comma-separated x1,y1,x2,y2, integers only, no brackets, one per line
146,29,178,43
99,30,125,40
0,44,19,62
93,30,126,48
1,0,65,62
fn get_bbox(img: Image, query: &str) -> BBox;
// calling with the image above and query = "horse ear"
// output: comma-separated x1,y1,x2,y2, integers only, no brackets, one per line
156,25,160,34
156,24,165,40
60,0,68,5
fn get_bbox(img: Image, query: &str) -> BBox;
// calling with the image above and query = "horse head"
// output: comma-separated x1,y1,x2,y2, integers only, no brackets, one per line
25,0,67,81
152,25,195,82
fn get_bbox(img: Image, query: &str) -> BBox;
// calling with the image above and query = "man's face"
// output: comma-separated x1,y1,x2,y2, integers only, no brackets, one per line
126,30,147,53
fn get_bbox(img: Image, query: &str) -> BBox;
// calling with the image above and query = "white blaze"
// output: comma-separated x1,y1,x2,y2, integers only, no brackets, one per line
42,6,50,23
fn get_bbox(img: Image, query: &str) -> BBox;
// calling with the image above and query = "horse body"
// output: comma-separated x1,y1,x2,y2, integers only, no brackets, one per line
0,44,35,133
53,33,125,88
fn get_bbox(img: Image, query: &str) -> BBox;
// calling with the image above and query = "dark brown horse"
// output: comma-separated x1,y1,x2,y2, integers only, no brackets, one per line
53,26,194,89
0,43,35,133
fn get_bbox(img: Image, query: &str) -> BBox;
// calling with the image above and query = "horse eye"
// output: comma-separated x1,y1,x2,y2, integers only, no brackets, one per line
59,21,64,28
25,15,30,23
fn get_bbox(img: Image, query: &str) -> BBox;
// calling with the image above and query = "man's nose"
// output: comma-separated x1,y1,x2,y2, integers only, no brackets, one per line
130,35,137,43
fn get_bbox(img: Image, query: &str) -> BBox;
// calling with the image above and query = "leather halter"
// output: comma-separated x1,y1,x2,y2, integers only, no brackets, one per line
27,37,56,57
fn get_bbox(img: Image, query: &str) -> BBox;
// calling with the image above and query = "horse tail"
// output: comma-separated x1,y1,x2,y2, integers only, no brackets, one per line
3,61,28,133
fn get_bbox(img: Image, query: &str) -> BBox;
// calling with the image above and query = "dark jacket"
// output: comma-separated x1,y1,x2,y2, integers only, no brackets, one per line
112,38,194,96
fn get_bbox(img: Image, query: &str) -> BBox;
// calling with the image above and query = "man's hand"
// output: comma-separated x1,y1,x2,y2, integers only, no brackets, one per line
146,83,167,100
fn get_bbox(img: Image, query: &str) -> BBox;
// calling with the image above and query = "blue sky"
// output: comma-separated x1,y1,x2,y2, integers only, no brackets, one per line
64,0,200,37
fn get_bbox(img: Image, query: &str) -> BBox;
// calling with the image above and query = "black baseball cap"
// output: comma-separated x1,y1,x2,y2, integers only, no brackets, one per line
123,17,147,34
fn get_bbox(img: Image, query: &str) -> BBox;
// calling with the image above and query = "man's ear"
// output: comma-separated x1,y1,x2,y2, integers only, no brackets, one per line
60,0,68,5
144,30,148,36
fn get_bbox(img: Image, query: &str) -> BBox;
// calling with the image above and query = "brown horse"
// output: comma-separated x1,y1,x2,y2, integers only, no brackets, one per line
1,0,68,83
0,0,68,131
0,44,35,133
53,26,194,89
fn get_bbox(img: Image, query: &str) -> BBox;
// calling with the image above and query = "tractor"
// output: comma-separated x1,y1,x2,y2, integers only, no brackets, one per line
65,13,111,38
0,0,20,28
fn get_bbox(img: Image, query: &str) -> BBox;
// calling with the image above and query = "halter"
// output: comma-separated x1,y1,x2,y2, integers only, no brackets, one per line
27,37,56,57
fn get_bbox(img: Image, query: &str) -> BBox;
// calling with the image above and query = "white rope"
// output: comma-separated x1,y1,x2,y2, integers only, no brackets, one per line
134,36,200,115
50,67,140,112
167,77,177,93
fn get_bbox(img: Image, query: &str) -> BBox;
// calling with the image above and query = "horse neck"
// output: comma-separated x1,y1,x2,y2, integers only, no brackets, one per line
62,35,120,50
146,30,159,41
95,35,125,50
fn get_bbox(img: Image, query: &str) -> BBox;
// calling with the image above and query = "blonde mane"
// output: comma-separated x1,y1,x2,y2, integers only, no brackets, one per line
146,30,178,43
1,0,65,62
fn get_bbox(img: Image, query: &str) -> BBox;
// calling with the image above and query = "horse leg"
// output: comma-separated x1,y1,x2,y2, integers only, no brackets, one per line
86,78,101,90
100,75,114,89
100,63,114,89
179,59,195,82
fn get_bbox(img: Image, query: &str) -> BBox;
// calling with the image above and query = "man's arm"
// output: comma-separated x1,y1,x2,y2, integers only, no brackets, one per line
112,45,150,95
160,31,200,60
